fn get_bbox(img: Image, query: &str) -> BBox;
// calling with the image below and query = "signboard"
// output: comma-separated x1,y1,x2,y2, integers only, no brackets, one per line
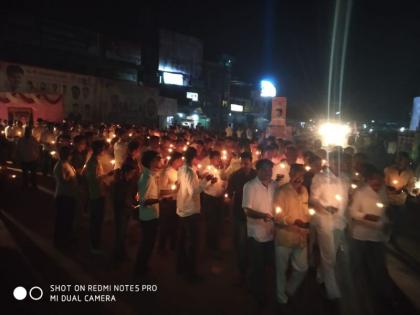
0,92,64,122
230,104,243,112
0,61,163,124
410,97,420,131
186,92,198,102
271,97,287,126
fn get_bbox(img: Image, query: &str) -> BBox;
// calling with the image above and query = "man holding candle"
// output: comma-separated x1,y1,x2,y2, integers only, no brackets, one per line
227,151,257,284
349,165,394,310
273,164,310,307
176,147,211,283
309,151,350,300
158,152,184,253
384,152,416,243
242,159,276,306
202,150,227,258
134,150,162,277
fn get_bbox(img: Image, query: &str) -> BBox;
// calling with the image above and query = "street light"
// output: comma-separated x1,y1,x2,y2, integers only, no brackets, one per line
260,80,276,97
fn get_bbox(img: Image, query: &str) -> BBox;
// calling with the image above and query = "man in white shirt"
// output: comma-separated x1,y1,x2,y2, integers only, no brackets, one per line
176,147,211,282
242,159,276,305
134,150,162,277
158,152,184,253
202,150,227,257
113,128,129,170
349,165,394,310
310,151,350,300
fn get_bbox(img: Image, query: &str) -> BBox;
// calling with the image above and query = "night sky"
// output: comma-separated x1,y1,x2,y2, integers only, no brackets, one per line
7,0,420,123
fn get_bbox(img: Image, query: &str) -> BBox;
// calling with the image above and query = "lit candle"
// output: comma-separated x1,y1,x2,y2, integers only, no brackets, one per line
17,131,22,136
170,144,174,148
222,150,227,155
322,159,327,166
147,136,150,139
256,150,261,156
171,184,177,191
415,180,420,190
351,184,358,189
110,159,116,165
166,156,171,161
129,133,133,137
183,146,188,151
50,151,56,156
106,138,111,143
335,194,342,201
187,141,190,145
275,206,282,214
182,156,185,160
392,179,399,186
280,163,286,169
305,165,311,172
355,172,359,177
168,148,173,153
11,174,16,179
222,155,227,160
198,164,202,169
224,193,228,198
308,208,316,216
51,140,56,145
376,202,384,208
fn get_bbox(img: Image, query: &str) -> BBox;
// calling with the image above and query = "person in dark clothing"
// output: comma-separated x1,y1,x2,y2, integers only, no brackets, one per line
113,163,138,263
227,151,256,283
53,146,78,249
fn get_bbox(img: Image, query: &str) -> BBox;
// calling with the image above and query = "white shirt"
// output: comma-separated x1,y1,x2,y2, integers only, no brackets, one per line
203,165,226,197
176,165,207,217
160,166,178,199
349,185,389,242
242,177,276,242
113,140,128,170
384,166,416,205
310,169,350,230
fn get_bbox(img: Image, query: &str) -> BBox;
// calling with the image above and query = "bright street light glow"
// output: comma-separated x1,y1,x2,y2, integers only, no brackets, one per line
260,80,276,97
318,122,351,147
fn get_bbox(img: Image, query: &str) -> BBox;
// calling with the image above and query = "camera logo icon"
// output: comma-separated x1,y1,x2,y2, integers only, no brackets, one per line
13,286,43,301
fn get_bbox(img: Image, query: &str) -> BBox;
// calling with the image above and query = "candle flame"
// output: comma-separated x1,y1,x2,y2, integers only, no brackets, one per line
335,194,342,201
305,165,311,172
392,179,399,185
198,164,202,169
171,184,177,190
110,159,115,165
275,206,282,214
224,193,228,198
50,151,56,156
376,202,384,208
309,208,316,216
351,184,358,189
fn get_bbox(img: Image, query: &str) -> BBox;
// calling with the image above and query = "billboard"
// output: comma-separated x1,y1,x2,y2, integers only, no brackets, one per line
410,97,420,131
0,92,64,123
271,97,287,126
0,61,172,125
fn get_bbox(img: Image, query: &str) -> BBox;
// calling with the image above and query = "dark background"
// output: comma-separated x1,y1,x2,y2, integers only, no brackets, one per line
3,0,420,122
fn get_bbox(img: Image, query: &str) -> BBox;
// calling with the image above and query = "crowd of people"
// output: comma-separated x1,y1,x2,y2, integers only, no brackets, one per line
1,118,419,313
